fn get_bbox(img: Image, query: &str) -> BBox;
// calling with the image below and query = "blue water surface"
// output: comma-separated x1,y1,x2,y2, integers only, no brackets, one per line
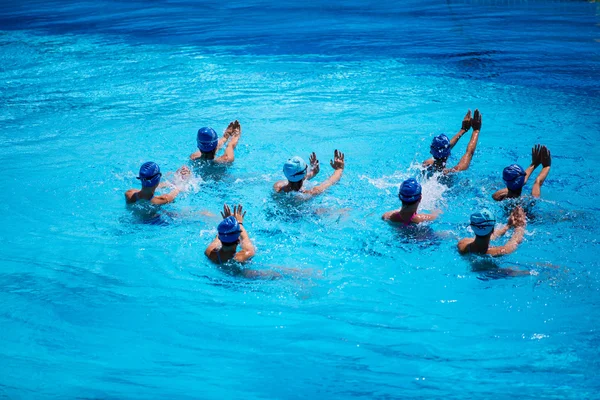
1,0,600,398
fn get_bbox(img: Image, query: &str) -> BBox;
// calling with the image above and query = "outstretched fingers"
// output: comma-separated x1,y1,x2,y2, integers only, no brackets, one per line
461,109,472,130
221,203,231,219
471,109,482,130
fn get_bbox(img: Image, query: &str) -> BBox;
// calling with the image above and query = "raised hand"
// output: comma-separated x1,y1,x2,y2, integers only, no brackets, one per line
461,109,472,131
233,204,246,224
231,120,241,137
531,144,542,167
540,146,551,167
220,204,233,219
223,121,235,139
508,206,526,228
330,149,345,170
309,152,320,176
223,120,241,139
471,109,482,131
176,165,191,181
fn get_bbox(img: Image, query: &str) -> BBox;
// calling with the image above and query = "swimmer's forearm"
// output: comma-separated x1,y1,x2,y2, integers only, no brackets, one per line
523,163,537,185
216,136,228,152
164,187,180,202
307,170,343,196
449,130,480,172
505,227,525,253
239,226,253,248
323,170,343,188
532,166,550,198
491,224,509,240
449,129,468,148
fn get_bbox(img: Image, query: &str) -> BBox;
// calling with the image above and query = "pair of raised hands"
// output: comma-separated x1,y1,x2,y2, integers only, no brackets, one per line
461,109,482,131
531,144,551,167
508,206,527,228
221,204,246,224
308,149,345,175
223,120,242,139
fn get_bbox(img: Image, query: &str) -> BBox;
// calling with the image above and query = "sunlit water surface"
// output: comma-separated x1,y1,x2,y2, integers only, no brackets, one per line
1,0,599,398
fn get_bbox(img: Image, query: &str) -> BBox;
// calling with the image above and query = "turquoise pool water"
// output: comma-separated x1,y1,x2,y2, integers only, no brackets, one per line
1,1,599,398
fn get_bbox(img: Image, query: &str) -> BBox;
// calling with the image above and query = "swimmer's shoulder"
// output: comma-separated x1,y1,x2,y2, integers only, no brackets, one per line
457,238,473,254
273,181,286,193
190,150,202,161
125,189,139,204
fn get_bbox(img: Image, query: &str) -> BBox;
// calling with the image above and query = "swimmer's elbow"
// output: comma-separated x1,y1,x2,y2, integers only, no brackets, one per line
216,155,234,164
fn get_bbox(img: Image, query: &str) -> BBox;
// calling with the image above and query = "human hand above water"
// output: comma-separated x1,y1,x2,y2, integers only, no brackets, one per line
461,109,472,131
221,203,246,224
540,146,551,167
531,144,542,167
330,149,345,170
471,109,482,131
309,152,320,176
508,206,526,228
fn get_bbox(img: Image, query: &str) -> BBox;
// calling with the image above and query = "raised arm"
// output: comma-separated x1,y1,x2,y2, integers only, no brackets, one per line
305,152,320,180
151,186,180,205
488,207,527,256
231,205,255,263
215,120,241,164
446,109,481,173
215,121,236,152
532,146,551,198
423,110,471,166
304,150,344,197
449,109,472,148
523,144,542,185
491,224,509,240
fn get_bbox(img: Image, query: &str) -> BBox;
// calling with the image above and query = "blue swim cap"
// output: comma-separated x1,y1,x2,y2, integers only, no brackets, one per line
283,156,308,182
218,216,241,244
503,164,526,191
470,209,496,236
430,134,451,159
137,162,162,188
399,178,422,204
197,127,218,152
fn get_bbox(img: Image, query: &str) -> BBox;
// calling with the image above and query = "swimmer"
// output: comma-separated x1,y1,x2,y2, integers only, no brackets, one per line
382,178,440,224
458,206,526,256
273,150,345,198
493,144,552,201
423,109,482,174
190,120,241,163
205,204,280,279
125,162,190,205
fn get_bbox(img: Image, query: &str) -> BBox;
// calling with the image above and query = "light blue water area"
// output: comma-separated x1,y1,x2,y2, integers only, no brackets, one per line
1,0,599,398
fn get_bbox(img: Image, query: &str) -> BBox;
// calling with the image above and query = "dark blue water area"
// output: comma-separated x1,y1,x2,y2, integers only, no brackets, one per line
1,0,599,96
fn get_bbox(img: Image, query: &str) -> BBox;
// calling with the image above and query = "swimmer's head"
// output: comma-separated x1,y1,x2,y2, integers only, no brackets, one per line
197,127,219,152
470,209,496,237
283,156,308,183
430,134,451,160
137,162,162,188
503,164,526,191
218,216,241,245
399,178,422,205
